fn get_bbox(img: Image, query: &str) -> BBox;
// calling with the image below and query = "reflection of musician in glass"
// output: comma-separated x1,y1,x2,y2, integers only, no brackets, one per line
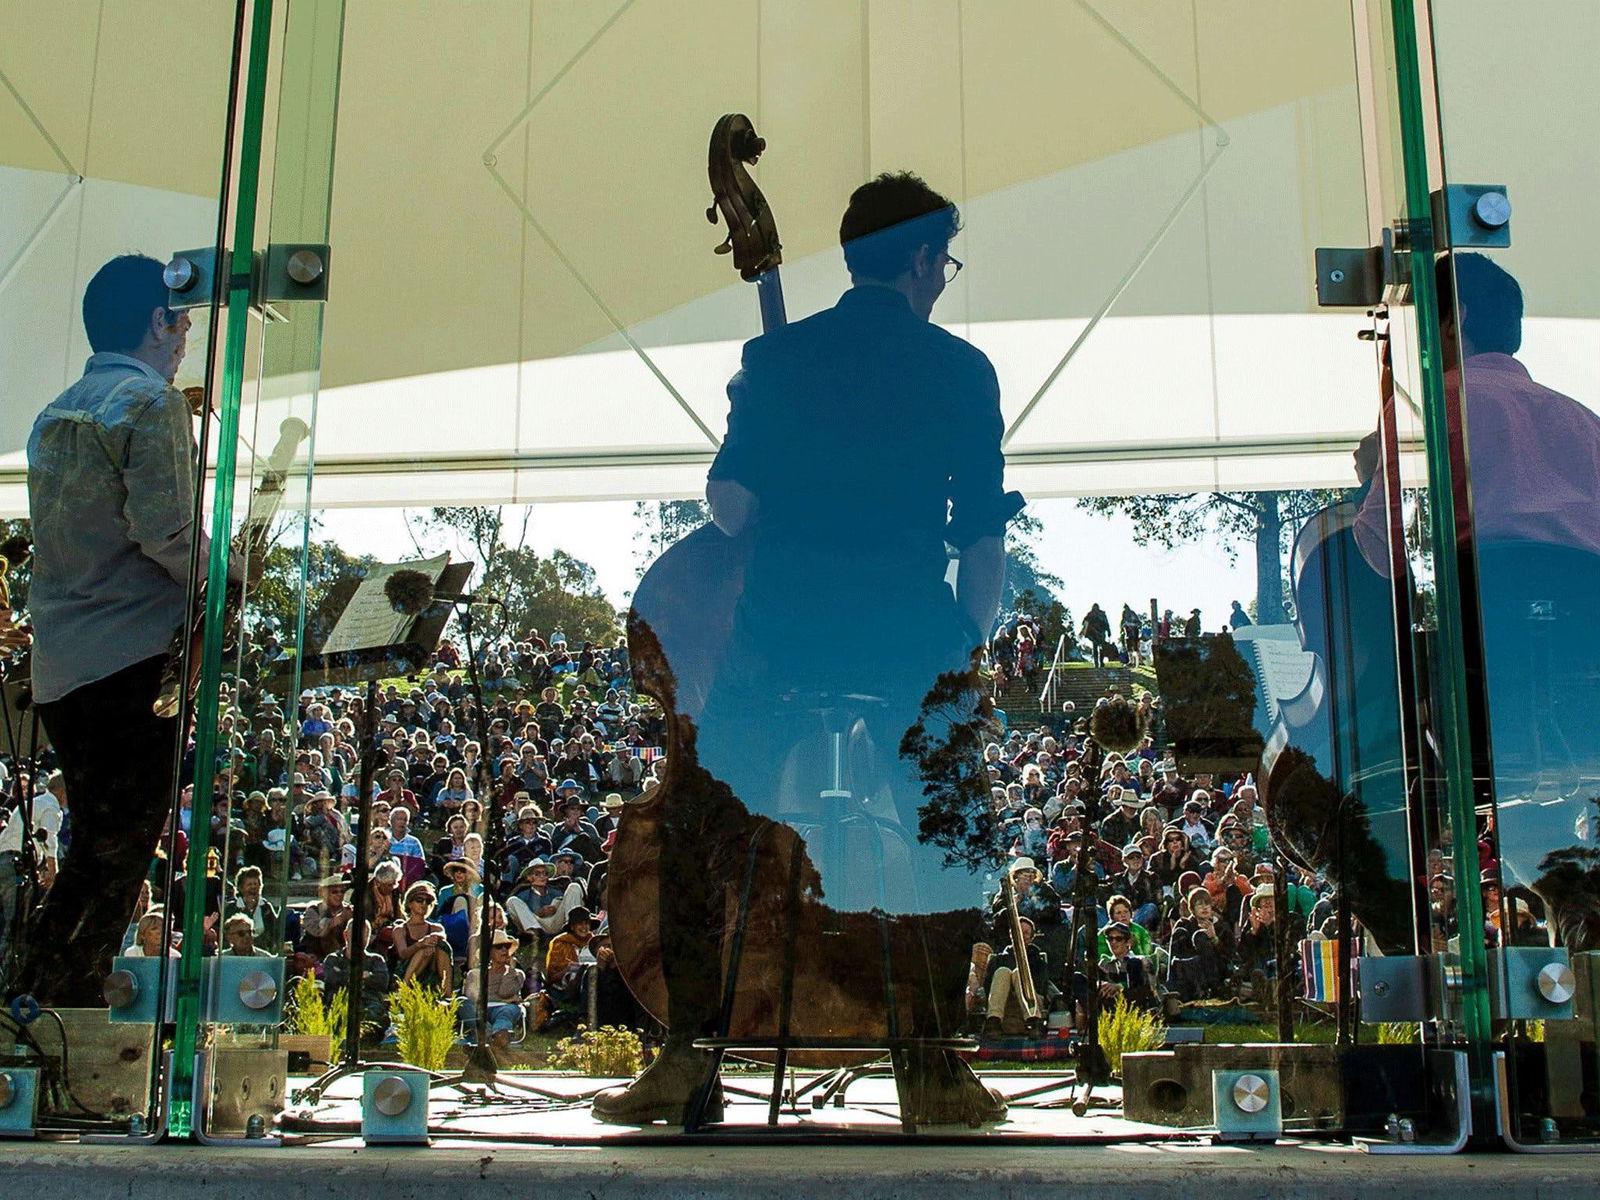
1358,253,1600,950
16,256,231,1002
601,173,1021,1126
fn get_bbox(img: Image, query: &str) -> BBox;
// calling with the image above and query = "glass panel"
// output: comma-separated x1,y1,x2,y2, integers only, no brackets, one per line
251,0,1457,1142
1430,0,1600,1147
0,0,244,1133
189,0,344,1137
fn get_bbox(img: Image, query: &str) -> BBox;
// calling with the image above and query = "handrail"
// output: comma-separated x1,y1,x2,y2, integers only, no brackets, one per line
1037,632,1068,711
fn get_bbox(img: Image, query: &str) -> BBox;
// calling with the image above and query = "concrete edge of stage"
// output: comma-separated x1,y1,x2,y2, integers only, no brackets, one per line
2,1140,1596,1199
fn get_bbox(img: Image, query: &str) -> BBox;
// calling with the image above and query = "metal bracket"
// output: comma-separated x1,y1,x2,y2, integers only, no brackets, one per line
1488,947,1576,1021
1315,226,1410,307
259,243,330,304
164,243,330,312
1359,955,1431,1023
1356,1049,1473,1155
1433,184,1511,248
164,247,222,312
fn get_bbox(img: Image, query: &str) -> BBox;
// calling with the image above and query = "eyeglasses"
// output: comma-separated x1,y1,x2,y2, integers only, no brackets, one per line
942,254,964,284
1106,935,1130,944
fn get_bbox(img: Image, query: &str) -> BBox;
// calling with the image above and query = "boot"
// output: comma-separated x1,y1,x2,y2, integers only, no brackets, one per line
899,1047,1007,1127
591,1034,724,1126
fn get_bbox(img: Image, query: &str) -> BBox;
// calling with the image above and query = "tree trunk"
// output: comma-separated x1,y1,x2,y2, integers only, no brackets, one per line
1254,491,1288,624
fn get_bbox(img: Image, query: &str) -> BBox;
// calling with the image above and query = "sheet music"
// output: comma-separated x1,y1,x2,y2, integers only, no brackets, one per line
319,553,450,655
1233,624,1316,727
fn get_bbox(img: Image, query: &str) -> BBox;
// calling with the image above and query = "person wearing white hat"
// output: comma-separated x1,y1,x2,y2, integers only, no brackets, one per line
461,930,528,1049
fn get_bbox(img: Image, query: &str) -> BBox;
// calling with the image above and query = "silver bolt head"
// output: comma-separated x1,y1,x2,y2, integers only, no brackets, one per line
238,969,278,1010
1536,961,1576,1005
285,249,324,285
1473,191,1511,230
103,969,139,1009
1231,1073,1271,1114
163,257,198,292
372,1074,414,1117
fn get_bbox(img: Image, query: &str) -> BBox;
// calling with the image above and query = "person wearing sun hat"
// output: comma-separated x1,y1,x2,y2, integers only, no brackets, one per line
461,929,528,1049
595,792,626,838
504,803,553,883
549,791,604,864
539,904,596,1024
506,857,586,941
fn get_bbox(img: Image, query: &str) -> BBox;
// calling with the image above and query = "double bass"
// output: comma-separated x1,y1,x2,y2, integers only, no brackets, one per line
608,119,999,1105
1258,311,1421,955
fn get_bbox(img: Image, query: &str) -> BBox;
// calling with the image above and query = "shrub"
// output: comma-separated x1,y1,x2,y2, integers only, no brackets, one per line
1099,995,1167,1076
1376,1021,1419,1045
549,1025,644,1078
391,978,460,1071
286,975,350,1048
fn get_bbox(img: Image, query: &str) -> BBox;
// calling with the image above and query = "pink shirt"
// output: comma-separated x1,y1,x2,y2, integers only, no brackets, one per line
1357,353,1600,572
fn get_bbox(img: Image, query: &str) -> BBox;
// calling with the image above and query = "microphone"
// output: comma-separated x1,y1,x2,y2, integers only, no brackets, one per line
433,591,504,608
384,569,502,617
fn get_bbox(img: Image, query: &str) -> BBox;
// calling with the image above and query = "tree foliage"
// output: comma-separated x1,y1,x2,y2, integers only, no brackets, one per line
632,499,712,581
0,517,32,612
251,537,381,640
409,506,621,645
483,546,620,646
1075,490,1341,624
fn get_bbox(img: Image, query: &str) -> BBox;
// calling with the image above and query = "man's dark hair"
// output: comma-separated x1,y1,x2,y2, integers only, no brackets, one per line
82,254,169,353
1436,251,1522,355
839,171,961,282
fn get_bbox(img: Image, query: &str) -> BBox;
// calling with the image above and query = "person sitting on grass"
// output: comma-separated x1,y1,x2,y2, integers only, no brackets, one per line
391,882,451,992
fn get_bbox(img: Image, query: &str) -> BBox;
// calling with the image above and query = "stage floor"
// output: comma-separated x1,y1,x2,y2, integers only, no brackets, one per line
280,1067,1179,1143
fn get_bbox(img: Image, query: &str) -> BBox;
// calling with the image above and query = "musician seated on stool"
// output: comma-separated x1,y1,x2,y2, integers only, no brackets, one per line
981,915,1050,1037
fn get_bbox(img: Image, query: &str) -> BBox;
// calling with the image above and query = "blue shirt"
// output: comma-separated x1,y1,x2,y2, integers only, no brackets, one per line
27,354,218,702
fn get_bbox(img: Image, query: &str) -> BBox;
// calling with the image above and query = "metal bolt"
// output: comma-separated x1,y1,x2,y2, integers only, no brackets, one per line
372,1074,413,1117
1472,191,1511,230
1540,1117,1560,1143
1536,961,1576,1005
237,969,278,1011
127,1113,146,1136
1398,1117,1416,1143
285,249,324,286
103,969,139,1009
245,1114,266,1139
1231,1073,1270,1114
1329,268,1346,284
1372,980,1391,997
163,256,198,292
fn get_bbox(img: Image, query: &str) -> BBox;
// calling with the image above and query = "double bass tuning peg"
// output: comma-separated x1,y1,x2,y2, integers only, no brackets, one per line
706,203,719,225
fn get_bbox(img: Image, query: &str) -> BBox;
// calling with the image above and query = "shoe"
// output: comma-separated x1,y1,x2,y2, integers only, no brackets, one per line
982,1016,1004,1038
591,1035,723,1126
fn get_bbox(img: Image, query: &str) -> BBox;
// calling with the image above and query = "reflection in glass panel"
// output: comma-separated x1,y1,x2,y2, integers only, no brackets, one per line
249,0,1452,1139
1432,0,1600,1144
0,0,240,1131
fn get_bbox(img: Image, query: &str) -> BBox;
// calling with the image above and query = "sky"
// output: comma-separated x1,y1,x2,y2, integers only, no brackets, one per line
315,495,1257,636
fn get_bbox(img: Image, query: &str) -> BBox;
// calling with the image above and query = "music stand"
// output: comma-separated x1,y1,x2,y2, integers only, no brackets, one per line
283,561,563,1111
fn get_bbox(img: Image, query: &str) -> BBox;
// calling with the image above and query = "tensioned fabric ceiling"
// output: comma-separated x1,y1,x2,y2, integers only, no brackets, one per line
2,1,1596,514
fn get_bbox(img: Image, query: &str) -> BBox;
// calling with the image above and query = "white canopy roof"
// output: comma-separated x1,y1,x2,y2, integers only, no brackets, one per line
3,2,1595,514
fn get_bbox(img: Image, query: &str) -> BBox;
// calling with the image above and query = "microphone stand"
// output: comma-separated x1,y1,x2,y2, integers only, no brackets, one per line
1071,737,1112,1089
455,600,501,1083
